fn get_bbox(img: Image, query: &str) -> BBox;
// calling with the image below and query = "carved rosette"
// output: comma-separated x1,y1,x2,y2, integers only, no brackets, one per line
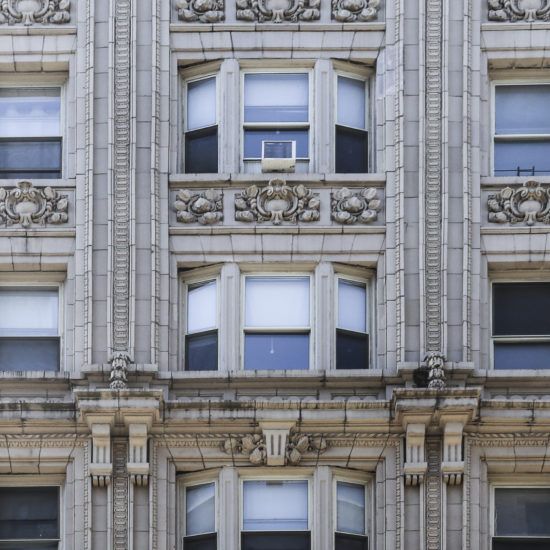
235,179,320,225
488,0,550,22
331,0,379,22
0,181,68,228
236,0,320,23
331,187,381,224
176,0,224,23
174,189,223,225
0,0,70,25
488,181,550,226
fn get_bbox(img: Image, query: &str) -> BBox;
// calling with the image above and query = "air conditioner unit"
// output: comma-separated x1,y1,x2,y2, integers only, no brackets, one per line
261,140,296,173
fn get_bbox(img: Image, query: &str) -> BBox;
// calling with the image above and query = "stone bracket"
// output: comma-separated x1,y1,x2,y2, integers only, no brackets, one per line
259,421,295,466
404,423,428,486
440,420,466,486
88,416,115,487
125,417,153,486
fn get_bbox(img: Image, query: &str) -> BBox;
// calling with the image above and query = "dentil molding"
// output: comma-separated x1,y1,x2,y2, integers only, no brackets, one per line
236,0,320,23
176,0,225,23
174,189,223,225
331,187,382,224
331,0,379,22
489,0,550,22
0,0,70,25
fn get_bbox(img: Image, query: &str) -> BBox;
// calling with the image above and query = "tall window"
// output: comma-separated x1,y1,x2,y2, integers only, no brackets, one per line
494,84,550,176
336,76,368,173
185,76,218,173
0,88,62,178
492,282,550,369
0,287,60,371
242,480,310,550
244,276,310,370
335,482,368,550
184,482,217,550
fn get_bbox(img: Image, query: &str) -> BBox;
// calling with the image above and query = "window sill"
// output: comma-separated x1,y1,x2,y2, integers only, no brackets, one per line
0,178,74,189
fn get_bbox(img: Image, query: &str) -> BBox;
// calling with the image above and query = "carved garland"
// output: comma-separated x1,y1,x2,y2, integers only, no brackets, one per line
0,0,70,25
331,0,379,22
174,189,223,225
176,0,224,23
236,0,320,22
331,187,381,224
489,0,550,22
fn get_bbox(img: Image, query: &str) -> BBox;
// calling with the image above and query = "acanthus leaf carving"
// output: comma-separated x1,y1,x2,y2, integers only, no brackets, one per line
176,0,225,23
236,0,320,23
331,0,379,22
174,189,223,225
488,181,550,226
109,352,131,390
331,187,382,224
0,0,70,25
488,0,550,22
0,181,68,228
426,352,446,390
235,179,320,225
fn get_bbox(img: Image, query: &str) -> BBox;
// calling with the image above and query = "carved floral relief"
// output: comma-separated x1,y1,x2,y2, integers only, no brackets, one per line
174,189,223,225
236,0,320,23
0,0,71,25
331,0,379,22
488,0,550,22
176,0,225,23
331,187,381,224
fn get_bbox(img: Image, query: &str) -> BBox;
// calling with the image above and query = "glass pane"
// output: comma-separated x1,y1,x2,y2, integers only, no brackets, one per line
335,533,368,550
336,331,368,370
0,139,62,176
494,342,550,370
244,74,308,123
338,77,366,129
0,338,60,371
186,331,218,371
0,88,61,138
244,334,309,370
184,533,217,550
496,85,550,135
493,284,550,336
186,483,215,536
494,141,550,176
336,126,368,173
242,532,310,550
0,289,58,336
187,78,216,131
0,487,59,539
185,127,218,173
495,488,550,536
187,280,217,333
337,482,366,535
493,541,550,550
338,280,367,333
244,129,308,159
243,481,308,531
245,277,309,328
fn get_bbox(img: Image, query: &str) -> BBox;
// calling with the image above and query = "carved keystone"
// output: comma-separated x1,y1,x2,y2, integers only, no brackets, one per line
260,421,294,466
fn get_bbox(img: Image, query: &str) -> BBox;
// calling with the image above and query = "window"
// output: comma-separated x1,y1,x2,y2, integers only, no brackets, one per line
183,482,217,550
336,278,369,369
0,486,60,548
492,282,550,369
184,76,218,173
0,88,62,179
336,76,368,173
242,480,310,550
493,487,550,549
185,279,218,371
0,287,60,371
243,276,310,370
335,481,368,550
494,84,550,176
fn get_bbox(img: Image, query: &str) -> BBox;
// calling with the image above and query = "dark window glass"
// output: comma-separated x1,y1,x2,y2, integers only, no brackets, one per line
183,533,217,550
495,488,550,536
244,333,309,370
493,540,550,550
494,342,550,370
244,129,308,159
242,532,310,550
185,127,218,173
0,337,59,371
336,330,369,370
185,331,218,371
335,533,368,550
0,138,62,178
335,126,368,173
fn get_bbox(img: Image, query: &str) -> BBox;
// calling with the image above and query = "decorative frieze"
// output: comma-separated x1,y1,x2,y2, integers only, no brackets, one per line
331,187,381,224
176,0,225,23
488,181,550,226
0,181,68,228
488,0,550,22
331,0,379,22
174,189,223,225
425,438,442,550
236,0,320,23
112,442,129,550
0,0,70,25
235,179,320,225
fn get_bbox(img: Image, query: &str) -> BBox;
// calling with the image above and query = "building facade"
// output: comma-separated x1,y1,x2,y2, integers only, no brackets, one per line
0,0,549,548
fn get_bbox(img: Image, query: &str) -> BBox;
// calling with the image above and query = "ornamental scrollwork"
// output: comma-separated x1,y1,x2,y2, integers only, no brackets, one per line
331,0,379,22
174,189,223,225
488,0,550,22
176,0,224,23
235,179,320,225
236,0,320,23
0,0,70,25
0,181,68,228
331,187,382,224
487,181,550,226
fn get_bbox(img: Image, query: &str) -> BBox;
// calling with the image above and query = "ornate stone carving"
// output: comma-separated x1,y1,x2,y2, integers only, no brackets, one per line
176,0,224,23
488,0,550,22
425,437,442,550
174,189,223,225
331,0,379,22
488,181,550,226
404,423,427,486
286,432,327,465
236,0,320,23
0,0,70,25
331,187,381,224
441,421,464,485
0,181,68,228
235,179,320,225
112,442,129,550
109,352,131,390
89,423,112,487
127,423,150,486
426,352,446,390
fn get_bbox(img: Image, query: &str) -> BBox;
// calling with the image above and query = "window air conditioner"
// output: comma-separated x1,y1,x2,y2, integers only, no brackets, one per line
261,140,296,173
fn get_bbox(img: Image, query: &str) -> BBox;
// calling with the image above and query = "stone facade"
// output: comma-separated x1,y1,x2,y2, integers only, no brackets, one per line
0,0,548,549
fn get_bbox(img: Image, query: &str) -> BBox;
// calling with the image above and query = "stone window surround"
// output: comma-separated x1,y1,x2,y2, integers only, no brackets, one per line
179,262,375,372
178,59,374,175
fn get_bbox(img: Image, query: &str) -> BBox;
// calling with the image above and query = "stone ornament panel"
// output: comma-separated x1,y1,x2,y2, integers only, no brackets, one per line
331,187,381,224
236,0,320,22
489,0,550,22
176,0,225,22
0,0,70,25
174,189,223,225
331,0,379,22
